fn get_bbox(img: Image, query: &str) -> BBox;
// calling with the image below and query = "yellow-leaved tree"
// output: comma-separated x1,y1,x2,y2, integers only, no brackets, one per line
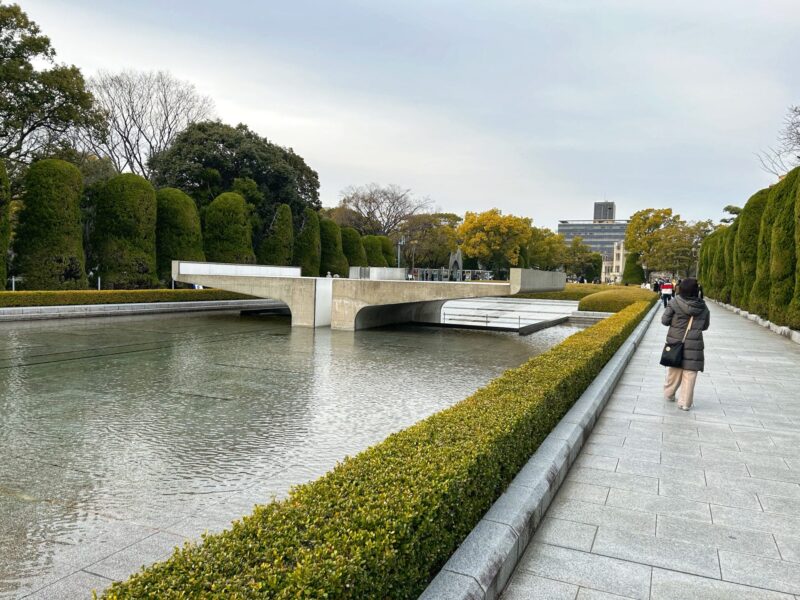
458,209,532,270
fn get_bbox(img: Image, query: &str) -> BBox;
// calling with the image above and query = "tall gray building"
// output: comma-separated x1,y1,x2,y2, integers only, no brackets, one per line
557,202,628,260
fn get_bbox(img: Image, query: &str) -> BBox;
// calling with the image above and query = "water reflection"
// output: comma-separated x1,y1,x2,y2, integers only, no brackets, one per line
0,311,581,597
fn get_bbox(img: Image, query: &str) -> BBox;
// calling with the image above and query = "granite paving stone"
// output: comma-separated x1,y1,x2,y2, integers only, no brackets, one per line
500,303,800,599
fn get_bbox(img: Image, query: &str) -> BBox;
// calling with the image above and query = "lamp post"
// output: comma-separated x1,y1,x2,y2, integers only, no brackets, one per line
397,235,406,269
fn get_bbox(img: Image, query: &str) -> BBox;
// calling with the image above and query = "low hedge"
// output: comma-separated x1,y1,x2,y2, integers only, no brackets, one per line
102,298,655,599
0,289,253,308
578,287,655,312
515,282,611,301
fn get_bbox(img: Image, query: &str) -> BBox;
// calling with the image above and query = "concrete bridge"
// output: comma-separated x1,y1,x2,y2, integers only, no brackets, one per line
172,261,566,330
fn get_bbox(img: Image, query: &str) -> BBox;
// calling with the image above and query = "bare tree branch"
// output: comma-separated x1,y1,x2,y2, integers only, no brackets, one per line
77,70,215,180
758,105,800,177
338,183,432,235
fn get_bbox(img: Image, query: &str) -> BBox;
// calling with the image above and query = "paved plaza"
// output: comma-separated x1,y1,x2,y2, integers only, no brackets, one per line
501,302,800,599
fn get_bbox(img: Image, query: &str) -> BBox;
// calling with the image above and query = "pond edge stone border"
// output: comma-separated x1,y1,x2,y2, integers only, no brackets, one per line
419,300,660,600
708,299,800,346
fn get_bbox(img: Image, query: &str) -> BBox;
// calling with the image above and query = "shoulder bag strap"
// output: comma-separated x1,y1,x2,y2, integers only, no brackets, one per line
682,316,694,343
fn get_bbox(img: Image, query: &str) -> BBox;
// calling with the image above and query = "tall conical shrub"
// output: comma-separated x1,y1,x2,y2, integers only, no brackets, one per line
710,228,728,300
787,180,800,330
257,203,293,265
749,179,784,317
94,173,158,288
319,218,349,277
732,188,769,310
720,219,738,304
768,168,800,325
15,159,87,289
341,226,367,268
0,161,10,290
362,235,388,267
293,208,321,276
379,236,396,267
156,187,205,282
204,192,255,264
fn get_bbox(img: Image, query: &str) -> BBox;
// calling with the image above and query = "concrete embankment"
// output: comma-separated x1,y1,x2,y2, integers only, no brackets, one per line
0,299,284,322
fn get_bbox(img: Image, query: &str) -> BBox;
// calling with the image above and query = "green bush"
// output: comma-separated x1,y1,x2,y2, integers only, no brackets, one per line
710,226,729,301
102,298,654,600
257,203,293,266
720,220,739,304
362,235,388,267
0,289,252,308
621,253,645,284
94,173,158,289
341,226,367,268
749,178,785,317
204,192,256,264
379,235,396,267
14,159,87,290
578,287,655,312
156,188,205,282
701,230,723,298
319,218,349,277
0,160,10,290
515,283,609,301
293,208,321,276
732,188,769,310
768,168,800,325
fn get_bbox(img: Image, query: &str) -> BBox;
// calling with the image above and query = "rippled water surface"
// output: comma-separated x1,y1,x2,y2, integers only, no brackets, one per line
0,311,581,597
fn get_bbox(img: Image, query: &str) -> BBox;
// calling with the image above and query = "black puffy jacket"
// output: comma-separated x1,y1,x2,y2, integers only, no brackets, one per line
661,296,710,372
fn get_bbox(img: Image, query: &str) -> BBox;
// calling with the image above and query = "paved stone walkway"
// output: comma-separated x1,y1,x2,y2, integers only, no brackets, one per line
501,302,800,600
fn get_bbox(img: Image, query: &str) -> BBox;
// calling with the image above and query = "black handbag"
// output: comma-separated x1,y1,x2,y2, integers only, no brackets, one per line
660,316,694,368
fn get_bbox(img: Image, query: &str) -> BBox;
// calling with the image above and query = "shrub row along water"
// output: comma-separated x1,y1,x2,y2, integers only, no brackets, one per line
578,287,655,312
103,296,655,599
0,289,251,308
699,166,800,329
0,159,395,291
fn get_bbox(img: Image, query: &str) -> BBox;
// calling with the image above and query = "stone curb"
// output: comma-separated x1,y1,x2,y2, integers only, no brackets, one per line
419,301,660,600
708,299,800,346
0,299,282,322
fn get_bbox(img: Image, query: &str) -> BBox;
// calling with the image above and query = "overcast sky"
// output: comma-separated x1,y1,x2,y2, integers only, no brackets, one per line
22,0,800,229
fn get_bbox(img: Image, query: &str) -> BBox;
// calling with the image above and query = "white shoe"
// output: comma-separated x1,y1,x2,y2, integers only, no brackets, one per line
678,404,690,411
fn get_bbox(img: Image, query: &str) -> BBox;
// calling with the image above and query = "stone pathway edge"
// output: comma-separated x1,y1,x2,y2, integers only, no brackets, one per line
419,300,660,600
709,298,800,345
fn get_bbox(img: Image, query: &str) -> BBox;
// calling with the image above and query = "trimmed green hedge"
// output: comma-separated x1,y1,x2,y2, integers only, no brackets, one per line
749,178,784,316
156,188,205,283
94,173,158,289
768,169,799,325
578,287,655,313
379,235,396,267
789,184,800,329
341,226,367,268
732,188,769,310
257,203,293,266
516,283,612,301
0,160,10,290
362,235,388,267
0,289,253,308
293,208,321,276
14,159,87,290
103,298,655,599
204,192,256,264
720,220,738,304
319,218,349,277
621,253,645,285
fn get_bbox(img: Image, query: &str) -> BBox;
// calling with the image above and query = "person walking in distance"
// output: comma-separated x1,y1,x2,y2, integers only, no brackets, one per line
660,279,674,308
661,278,710,411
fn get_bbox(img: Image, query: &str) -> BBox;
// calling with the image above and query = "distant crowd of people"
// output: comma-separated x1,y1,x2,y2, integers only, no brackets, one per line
645,277,704,308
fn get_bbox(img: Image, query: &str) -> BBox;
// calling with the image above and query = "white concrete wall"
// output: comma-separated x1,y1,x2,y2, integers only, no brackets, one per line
178,262,301,278
314,278,333,327
349,267,408,281
510,269,566,294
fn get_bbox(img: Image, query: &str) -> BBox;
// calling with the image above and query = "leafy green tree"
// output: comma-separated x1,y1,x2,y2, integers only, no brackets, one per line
362,235,388,267
750,177,786,317
257,203,293,265
622,253,645,284
398,213,459,269
14,159,86,289
149,121,320,225
293,208,321,276
527,226,566,271
379,235,396,267
341,226,367,268
320,218,349,277
0,4,102,174
624,208,678,268
768,168,800,324
156,187,204,282
732,188,769,310
564,237,597,279
93,173,157,288
0,160,9,288
203,192,255,264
